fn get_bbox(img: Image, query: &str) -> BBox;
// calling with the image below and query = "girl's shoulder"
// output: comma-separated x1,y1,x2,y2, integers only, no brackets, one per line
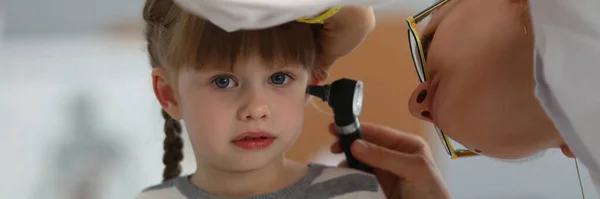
134,176,189,199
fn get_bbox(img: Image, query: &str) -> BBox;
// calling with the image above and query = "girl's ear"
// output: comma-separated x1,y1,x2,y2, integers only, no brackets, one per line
309,77,324,86
152,68,183,120
305,77,325,102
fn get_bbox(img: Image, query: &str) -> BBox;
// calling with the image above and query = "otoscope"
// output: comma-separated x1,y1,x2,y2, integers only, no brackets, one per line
306,78,373,173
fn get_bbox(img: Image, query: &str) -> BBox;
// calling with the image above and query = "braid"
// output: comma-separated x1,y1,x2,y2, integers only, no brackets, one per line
161,110,184,182
143,0,180,69
144,0,185,182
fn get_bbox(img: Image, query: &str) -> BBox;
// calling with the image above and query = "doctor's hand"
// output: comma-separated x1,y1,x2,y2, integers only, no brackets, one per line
315,6,375,72
329,122,452,199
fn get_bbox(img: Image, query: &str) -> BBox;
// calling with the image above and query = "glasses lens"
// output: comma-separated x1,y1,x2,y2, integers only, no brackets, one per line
434,127,453,157
408,26,453,157
408,30,426,82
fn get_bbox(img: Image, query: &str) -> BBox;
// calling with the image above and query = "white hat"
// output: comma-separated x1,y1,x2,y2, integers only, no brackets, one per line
173,0,394,32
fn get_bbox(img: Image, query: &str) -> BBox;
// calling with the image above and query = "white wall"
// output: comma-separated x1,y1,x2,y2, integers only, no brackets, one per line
0,35,197,199
426,125,600,199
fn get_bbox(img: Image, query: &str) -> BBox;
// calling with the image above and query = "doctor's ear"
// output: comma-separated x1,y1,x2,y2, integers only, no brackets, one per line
408,81,434,123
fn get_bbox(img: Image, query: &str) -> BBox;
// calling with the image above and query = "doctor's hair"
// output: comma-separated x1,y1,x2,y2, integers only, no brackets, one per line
142,0,328,182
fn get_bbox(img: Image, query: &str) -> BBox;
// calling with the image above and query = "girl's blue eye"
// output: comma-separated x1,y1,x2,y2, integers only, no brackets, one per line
269,72,289,85
213,76,235,88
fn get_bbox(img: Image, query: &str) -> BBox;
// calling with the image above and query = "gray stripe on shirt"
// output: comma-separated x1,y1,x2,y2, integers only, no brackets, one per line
305,173,379,198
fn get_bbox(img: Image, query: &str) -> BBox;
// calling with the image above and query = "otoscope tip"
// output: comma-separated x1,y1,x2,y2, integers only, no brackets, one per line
306,85,330,102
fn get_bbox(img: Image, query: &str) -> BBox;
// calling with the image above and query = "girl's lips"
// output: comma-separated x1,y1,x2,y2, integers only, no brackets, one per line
231,131,277,150
231,138,276,150
231,131,275,142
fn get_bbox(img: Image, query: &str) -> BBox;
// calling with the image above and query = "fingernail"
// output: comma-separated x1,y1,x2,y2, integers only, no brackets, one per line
354,140,368,154
416,89,427,103
421,111,431,118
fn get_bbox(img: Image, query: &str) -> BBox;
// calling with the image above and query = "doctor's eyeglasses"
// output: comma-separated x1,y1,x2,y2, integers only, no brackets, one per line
406,0,478,160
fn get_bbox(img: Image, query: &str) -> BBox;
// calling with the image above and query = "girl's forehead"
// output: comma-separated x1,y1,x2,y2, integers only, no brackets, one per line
184,58,307,73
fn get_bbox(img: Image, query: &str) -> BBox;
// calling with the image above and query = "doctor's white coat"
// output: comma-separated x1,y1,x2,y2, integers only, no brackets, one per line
530,0,600,194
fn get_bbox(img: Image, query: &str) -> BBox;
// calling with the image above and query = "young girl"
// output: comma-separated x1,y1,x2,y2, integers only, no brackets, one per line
136,0,384,198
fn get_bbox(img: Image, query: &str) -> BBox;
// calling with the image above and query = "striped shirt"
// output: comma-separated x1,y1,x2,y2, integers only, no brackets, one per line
136,163,386,199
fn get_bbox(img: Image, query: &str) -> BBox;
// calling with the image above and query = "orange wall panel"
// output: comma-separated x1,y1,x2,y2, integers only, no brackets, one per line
287,18,426,162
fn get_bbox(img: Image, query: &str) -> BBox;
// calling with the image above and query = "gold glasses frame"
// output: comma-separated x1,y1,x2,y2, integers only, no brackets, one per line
406,0,478,159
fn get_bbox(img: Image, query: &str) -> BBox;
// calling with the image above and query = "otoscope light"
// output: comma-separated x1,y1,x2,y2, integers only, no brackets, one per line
352,81,363,116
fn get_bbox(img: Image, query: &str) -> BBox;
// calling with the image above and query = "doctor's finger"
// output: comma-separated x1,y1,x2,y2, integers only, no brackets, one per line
330,141,342,154
352,140,434,178
329,122,427,154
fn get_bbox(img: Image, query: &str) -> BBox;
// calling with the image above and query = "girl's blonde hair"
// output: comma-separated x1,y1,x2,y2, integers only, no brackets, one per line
142,0,328,182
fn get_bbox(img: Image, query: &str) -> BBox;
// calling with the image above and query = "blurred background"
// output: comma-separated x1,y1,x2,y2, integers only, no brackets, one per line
0,0,598,198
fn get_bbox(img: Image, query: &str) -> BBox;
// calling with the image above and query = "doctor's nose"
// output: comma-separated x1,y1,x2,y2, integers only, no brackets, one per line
237,94,271,121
